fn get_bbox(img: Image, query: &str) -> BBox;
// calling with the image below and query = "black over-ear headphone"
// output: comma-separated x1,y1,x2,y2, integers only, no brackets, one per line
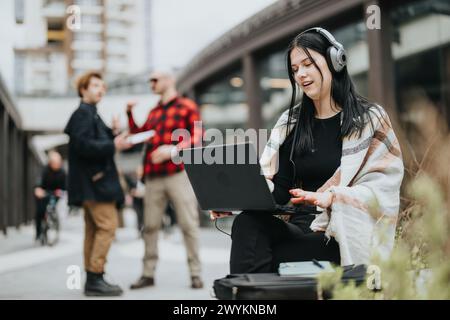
288,27,346,188
298,27,347,73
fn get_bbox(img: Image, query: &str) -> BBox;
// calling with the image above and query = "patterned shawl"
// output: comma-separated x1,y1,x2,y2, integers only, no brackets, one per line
260,105,404,266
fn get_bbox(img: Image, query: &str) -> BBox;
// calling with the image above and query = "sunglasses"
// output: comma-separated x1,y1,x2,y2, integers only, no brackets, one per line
148,78,159,83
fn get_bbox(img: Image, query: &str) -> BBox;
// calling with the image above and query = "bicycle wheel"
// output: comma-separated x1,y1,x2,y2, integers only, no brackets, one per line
40,218,48,246
46,211,60,246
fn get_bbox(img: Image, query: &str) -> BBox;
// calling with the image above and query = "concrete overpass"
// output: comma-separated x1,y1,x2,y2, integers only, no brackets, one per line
176,0,428,130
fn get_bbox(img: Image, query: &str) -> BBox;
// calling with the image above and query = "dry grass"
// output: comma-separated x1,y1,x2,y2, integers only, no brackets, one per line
319,97,450,299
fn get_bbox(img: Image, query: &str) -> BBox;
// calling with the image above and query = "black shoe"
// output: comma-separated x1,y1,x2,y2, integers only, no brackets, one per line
130,276,154,290
84,272,123,297
191,276,204,289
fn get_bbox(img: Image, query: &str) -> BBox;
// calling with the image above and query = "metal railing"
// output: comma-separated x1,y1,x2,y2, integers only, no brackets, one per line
0,75,42,235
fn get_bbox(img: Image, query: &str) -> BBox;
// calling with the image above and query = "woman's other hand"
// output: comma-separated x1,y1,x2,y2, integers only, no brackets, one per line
289,189,334,209
209,211,233,220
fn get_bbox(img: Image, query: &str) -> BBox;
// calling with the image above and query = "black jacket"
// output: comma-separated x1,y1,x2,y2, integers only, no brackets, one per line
64,102,124,206
36,166,67,191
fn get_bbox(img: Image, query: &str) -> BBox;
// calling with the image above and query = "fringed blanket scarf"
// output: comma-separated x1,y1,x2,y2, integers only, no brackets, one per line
260,105,404,266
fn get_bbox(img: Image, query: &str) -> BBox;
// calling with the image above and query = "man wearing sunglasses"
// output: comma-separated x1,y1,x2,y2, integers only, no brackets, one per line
127,71,204,290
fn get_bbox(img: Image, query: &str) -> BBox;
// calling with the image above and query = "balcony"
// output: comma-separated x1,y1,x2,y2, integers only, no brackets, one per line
106,61,130,74
112,0,136,8
78,5,103,15
71,40,104,51
47,30,65,42
18,51,68,96
42,1,65,19
71,59,104,70
74,23,104,33
105,26,129,38
105,12,134,23
30,61,51,73
106,43,128,55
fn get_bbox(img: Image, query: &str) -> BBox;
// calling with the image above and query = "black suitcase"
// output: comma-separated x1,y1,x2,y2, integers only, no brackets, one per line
213,264,367,300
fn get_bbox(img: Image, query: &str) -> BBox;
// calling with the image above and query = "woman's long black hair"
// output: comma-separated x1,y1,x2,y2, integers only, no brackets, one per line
286,30,384,156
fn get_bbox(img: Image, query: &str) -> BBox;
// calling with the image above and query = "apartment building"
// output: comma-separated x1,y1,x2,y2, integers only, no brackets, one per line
6,0,148,97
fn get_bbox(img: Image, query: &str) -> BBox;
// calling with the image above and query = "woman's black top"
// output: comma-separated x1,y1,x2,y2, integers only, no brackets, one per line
272,111,343,207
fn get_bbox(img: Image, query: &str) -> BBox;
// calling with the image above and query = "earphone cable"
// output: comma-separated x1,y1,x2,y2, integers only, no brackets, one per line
214,218,231,237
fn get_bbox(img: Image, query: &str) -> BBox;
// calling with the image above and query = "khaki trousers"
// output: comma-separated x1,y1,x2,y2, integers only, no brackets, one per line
83,201,118,273
143,171,201,277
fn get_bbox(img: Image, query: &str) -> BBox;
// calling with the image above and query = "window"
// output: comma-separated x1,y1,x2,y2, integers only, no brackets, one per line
197,65,248,133
14,53,25,95
390,0,450,131
15,0,25,24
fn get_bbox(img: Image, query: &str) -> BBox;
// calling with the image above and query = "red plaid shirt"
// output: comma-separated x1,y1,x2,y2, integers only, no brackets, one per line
127,96,203,178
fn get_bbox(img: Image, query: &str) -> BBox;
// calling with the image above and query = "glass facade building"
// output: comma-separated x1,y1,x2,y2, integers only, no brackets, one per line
178,0,450,145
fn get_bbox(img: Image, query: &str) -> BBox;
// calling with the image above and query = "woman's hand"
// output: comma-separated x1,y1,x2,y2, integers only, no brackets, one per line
209,211,233,220
289,189,334,209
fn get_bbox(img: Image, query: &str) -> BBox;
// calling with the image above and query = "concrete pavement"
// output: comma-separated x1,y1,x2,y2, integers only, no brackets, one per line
0,209,234,300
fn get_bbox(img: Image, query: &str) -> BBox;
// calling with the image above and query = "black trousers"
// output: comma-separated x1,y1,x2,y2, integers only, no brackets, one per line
35,197,49,239
230,211,340,274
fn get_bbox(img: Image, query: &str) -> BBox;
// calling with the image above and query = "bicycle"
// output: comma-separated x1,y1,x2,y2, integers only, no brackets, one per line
39,191,61,246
